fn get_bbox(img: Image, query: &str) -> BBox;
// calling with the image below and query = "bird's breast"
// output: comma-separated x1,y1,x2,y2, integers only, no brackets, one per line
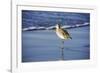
56,29,66,39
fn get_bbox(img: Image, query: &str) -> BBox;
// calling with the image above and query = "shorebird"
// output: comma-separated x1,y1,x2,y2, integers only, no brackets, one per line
55,24,72,41
55,24,72,60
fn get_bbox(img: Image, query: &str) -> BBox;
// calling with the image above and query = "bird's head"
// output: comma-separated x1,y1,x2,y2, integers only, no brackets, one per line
56,24,61,29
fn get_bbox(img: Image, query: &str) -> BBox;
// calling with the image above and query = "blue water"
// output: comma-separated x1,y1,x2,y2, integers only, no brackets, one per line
22,10,90,28
22,26,90,62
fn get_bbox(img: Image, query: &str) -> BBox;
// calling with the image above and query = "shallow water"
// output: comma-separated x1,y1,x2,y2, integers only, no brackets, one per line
22,26,90,62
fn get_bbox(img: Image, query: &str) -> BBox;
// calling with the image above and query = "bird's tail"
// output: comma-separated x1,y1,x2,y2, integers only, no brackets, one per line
69,36,72,39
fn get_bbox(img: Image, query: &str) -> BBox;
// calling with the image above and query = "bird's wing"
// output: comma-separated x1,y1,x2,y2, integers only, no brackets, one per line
61,28,72,39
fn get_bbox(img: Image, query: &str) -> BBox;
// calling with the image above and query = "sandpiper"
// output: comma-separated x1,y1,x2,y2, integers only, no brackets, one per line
55,24,72,41
55,24,72,60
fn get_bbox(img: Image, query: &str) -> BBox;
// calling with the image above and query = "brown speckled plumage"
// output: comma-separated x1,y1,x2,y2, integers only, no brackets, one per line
56,24,72,40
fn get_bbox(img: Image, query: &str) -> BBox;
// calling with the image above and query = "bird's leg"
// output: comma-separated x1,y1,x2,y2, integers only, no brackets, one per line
61,40,64,49
61,40,64,60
